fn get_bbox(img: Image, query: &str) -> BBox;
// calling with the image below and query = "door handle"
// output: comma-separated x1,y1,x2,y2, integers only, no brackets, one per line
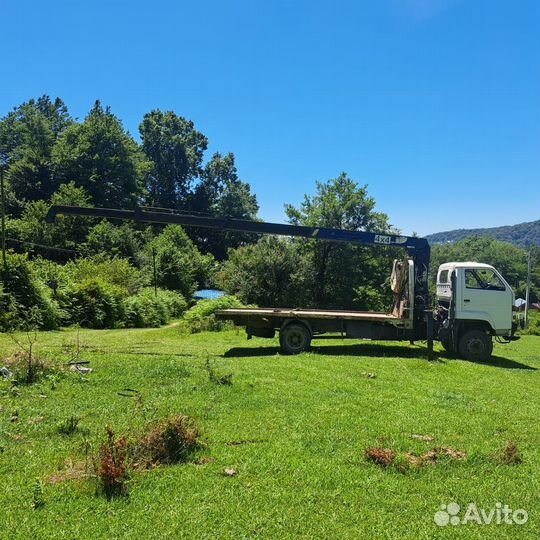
464,299,470,302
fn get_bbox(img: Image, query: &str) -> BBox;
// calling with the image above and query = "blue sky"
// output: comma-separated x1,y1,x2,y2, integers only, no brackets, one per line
1,0,539,235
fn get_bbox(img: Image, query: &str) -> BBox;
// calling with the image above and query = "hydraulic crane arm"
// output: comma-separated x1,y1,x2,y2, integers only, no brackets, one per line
46,204,431,305
46,205,429,258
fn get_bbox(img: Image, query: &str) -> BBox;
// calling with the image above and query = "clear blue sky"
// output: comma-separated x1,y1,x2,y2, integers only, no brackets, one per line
2,0,539,235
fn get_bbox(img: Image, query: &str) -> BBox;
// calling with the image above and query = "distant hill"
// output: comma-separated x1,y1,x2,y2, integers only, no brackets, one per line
426,220,540,248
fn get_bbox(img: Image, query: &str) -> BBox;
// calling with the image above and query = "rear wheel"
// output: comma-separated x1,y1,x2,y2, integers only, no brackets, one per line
279,323,311,355
458,330,493,361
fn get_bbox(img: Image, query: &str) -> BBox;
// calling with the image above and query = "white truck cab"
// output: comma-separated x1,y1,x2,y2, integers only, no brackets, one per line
436,262,516,360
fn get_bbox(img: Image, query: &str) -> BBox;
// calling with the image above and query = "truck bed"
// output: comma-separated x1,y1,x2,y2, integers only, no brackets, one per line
216,307,403,322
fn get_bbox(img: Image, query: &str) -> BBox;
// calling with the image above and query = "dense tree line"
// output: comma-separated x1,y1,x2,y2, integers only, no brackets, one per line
0,96,258,258
427,220,540,249
0,95,537,332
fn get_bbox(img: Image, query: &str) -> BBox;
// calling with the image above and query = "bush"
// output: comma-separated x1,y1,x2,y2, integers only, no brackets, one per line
64,255,143,295
134,415,201,467
123,288,187,328
0,253,61,331
61,278,126,328
144,225,215,298
98,427,129,499
520,311,540,336
183,295,243,333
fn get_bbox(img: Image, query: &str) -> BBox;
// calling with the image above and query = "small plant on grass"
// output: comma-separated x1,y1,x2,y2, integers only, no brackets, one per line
500,440,522,465
56,415,80,435
135,415,201,467
205,356,233,386
6,307,44,384
98,427,129,499
31,479,45,509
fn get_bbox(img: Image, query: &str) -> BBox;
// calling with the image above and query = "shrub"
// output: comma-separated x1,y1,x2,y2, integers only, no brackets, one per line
61,278,126,328
2,350,52,384
64,255,143,295
135,415,201,467
123,288,187,328
56,415,80,435
154,289,188,319
0,253,61,331
98,427,129,499
183,295,243,333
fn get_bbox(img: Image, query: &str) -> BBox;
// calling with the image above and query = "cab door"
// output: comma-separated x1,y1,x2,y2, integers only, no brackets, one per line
459,267,513,333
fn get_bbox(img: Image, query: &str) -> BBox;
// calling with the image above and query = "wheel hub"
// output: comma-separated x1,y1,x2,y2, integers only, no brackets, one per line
468,337,485,354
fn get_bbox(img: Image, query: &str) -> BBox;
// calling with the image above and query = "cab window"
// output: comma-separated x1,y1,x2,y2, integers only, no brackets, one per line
439,270,449,284
465,269,505,291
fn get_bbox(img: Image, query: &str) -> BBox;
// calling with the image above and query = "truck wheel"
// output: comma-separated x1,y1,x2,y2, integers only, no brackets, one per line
279,323,311,355
458,330,493,361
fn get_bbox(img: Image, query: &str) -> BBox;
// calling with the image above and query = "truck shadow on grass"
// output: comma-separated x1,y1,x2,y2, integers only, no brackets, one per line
223,343,536,370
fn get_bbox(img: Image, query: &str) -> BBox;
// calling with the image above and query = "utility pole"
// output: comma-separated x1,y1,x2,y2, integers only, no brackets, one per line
0,165,6,270
152,247,158,297
525,250,531,328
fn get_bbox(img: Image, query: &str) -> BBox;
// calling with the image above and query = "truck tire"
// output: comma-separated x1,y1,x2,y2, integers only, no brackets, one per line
279,323,311,355
458,330,493,361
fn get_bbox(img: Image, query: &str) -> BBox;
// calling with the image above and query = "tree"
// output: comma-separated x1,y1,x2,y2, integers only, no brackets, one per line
52,101,149,207
85,220,144,261
219,236,303,306
139,110,208,208
221,174,397,311
144,225,215,298
284,173,395,309
190,152,259,259
10,182,93,256
0,96,72,206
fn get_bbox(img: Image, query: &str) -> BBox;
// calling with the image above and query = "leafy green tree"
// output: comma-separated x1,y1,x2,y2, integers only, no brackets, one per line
191,152,259,258
9,182,93,257
0,96,72,206
285,173,395,309
221,175,396,310
219,236,303,306
144,225,214,298
139,110,208,208
86,220,145,261
52,101,149,207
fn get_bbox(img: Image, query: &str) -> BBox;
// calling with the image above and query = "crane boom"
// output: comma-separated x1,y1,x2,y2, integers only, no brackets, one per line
45,204,431,307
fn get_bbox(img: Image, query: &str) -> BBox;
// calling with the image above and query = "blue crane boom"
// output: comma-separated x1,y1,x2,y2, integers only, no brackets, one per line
45,204,432,321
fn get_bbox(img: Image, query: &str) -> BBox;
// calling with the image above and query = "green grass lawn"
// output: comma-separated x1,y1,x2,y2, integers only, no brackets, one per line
0,326,538,540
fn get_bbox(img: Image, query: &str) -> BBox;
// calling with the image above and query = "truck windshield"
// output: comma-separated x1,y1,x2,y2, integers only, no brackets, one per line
465,269,505,291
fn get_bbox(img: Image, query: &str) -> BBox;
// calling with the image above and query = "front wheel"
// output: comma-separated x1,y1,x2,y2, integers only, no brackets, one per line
279,323,311,355
458,330,493,361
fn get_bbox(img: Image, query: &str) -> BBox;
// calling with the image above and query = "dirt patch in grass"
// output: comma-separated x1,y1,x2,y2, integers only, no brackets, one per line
500,440,522,465
365,447,396,467
47,460,91,484
405,447,466,468
366,445,466,470
411,433,434,442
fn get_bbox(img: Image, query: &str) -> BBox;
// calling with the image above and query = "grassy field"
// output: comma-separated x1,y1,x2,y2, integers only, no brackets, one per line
0,326,538,540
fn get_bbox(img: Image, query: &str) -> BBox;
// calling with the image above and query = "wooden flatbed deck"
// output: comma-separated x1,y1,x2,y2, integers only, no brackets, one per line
216,307,402,323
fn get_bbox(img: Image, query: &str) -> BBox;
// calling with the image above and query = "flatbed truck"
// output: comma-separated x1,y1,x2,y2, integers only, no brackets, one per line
46,205,519,361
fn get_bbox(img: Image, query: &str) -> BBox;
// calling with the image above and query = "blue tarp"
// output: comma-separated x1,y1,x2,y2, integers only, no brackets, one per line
194,289,225,301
